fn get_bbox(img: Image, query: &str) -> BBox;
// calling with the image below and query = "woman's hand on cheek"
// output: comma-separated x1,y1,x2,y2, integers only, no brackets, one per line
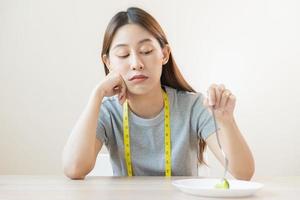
96,70,128,105
203,84,236,122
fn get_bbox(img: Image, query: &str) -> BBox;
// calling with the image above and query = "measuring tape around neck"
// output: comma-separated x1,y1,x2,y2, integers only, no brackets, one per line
123,88,171,176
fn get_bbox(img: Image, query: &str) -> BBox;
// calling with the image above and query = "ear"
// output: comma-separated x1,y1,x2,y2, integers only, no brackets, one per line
102,54,112,71
162,44,171,65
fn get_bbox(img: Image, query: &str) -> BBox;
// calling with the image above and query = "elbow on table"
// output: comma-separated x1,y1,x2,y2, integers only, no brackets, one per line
63,164,87,180
233,164,255,181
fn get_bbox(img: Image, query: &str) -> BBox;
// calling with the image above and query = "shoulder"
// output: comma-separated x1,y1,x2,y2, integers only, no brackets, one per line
164,85,205,106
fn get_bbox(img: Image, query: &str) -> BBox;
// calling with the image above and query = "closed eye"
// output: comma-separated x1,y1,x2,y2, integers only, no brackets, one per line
117,54,129,58
141,50,153,55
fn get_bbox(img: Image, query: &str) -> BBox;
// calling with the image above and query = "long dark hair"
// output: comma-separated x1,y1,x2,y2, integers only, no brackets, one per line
101,7,206,164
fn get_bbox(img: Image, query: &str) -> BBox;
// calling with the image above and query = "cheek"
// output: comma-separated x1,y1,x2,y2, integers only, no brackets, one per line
144,56,163,77
110,58,129,74
144,52,163,65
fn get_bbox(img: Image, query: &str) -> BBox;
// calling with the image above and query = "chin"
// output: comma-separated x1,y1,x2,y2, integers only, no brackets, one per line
127,84,159,95
127,85,150,95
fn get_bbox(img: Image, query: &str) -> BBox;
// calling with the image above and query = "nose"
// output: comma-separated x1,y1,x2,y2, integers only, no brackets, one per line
130,53,144,71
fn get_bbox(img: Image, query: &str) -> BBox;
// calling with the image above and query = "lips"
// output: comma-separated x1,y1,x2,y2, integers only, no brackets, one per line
129,74,148,81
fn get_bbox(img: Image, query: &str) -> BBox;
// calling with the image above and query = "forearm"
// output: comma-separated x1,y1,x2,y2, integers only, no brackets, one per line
218,118,255,180
62,88,104,178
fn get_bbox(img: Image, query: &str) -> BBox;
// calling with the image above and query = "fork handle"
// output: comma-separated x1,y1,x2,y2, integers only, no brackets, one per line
212,109,229,179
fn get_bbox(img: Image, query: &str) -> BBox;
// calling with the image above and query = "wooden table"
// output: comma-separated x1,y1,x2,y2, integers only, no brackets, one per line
0,176,299,199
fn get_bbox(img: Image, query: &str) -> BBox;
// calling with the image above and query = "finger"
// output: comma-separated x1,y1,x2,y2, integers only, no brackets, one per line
119,95,126,105
120,86,128,104
118,85,126,100
214,86,222,109
113,86,121,95
227,94,236,108
220,89,231,108
218,84,225,91
208,84,217,107
118,78,127,103
117,87,123,99
119,82,127,102
216,84,225,108
118,93,123,101
113,86,119,91
118,88,125,104
120,81,126,97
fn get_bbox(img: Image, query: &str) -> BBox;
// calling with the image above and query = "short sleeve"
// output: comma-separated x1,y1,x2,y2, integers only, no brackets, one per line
96,101,110,146
191,93,218,140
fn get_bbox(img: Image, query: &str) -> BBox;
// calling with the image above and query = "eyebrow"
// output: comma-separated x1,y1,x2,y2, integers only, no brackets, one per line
112,38,153,50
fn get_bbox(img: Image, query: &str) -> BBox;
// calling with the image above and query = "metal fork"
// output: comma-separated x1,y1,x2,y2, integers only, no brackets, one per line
212,108,229,182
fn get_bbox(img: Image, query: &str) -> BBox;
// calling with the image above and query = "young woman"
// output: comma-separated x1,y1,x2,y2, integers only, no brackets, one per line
62,7,254,179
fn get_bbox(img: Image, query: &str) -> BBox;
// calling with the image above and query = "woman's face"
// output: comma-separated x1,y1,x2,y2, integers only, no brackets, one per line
104,24,169,95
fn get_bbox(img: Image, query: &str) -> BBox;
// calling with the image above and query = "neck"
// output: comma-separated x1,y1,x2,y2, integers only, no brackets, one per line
127,84,164,119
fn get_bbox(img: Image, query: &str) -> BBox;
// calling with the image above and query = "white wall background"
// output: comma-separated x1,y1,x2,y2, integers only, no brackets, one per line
1,0,299,177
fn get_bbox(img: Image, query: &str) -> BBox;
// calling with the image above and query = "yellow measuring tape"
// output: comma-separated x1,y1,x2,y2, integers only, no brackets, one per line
123,89,171,176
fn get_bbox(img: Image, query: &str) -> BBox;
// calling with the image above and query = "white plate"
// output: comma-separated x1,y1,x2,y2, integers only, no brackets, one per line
172,178,263,198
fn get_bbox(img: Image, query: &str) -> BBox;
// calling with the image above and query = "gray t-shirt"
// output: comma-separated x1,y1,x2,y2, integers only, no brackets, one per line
96,85,216,176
